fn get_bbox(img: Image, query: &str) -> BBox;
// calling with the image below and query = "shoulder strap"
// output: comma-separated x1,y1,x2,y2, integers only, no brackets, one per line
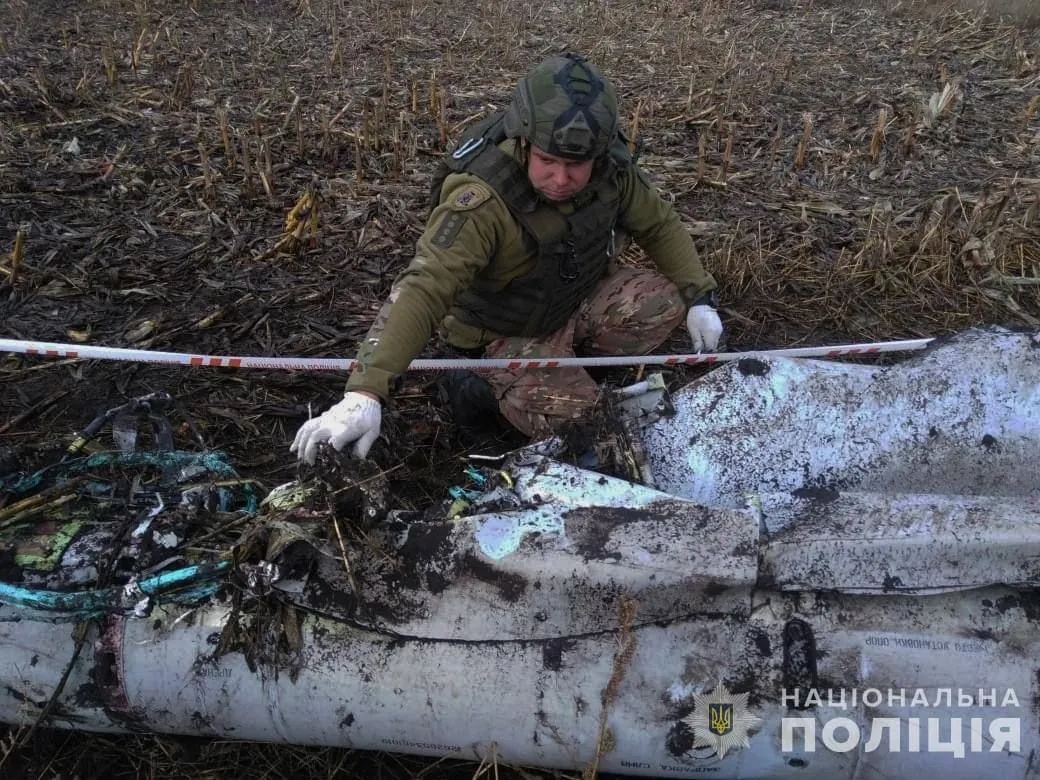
608,128,637,168
431,111,545,217
429,112,508,213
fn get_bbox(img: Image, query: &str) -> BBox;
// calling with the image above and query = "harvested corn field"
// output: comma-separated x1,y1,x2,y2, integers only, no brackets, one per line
0,0,1038,777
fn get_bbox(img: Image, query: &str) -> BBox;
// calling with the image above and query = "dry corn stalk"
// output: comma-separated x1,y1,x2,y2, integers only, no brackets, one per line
170,63,194,107
794,112,813,169
275,183,323,255
870,108,887,162
697,132,707,182
216,106,234,165
629,100,642,155
924,80,962,127
720,122,733,182
1022,95,1040,131
2,228,26,285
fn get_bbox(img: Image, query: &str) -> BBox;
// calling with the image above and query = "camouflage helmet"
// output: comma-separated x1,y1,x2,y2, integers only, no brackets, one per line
502,52,619,161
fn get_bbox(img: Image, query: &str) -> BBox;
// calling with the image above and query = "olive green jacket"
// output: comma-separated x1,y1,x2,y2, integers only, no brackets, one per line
345,142,717,400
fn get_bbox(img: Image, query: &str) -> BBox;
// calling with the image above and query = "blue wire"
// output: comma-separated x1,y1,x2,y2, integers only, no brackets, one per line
0,560,231,616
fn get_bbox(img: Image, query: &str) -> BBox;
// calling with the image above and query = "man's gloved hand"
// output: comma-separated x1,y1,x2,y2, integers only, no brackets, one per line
290,391,382,464
686,304,724,353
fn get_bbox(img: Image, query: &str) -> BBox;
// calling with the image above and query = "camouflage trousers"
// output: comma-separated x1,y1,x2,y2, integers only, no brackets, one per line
481,267,685,439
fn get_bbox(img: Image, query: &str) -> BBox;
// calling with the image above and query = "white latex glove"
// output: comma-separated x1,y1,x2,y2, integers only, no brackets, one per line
686,304,724,353
290,392,382,464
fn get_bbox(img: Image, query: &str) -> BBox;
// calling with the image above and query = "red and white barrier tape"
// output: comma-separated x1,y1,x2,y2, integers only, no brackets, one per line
0,337,936,371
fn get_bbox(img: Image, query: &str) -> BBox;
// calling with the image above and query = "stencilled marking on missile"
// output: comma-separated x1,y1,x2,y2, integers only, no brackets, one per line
865,635,992,653
194,666,234,678
619,759,722,774
380,737,462,753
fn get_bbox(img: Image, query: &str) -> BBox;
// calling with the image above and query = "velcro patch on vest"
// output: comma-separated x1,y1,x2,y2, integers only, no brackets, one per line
450,184,491,211
432,212,468,249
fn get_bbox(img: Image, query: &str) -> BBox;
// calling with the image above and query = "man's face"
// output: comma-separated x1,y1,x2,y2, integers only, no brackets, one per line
527,145,595,202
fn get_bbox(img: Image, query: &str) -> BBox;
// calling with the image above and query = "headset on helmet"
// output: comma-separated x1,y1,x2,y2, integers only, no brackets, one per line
502,53,619,161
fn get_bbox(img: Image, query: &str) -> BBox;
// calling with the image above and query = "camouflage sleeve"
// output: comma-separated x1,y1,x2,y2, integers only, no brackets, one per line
617,164,718,306
344,176,507,400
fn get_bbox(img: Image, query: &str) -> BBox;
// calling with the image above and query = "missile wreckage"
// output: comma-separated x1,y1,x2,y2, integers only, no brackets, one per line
1,326,1038,778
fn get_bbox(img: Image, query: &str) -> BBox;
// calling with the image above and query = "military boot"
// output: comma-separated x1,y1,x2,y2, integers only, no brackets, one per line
435,370,503,432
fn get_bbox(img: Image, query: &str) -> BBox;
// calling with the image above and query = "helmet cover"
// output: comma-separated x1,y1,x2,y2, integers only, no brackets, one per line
503,53,619,160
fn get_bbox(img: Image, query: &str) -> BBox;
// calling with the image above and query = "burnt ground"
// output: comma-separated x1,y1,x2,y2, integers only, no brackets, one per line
0,0,1038,776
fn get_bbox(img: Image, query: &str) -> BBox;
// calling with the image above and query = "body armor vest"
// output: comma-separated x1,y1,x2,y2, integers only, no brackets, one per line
429,112,633,338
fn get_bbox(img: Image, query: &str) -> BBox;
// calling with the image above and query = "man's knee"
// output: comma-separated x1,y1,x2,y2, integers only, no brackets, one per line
491,369,599,438
641,287,685,329
581,275,684,355
588,270,682,326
